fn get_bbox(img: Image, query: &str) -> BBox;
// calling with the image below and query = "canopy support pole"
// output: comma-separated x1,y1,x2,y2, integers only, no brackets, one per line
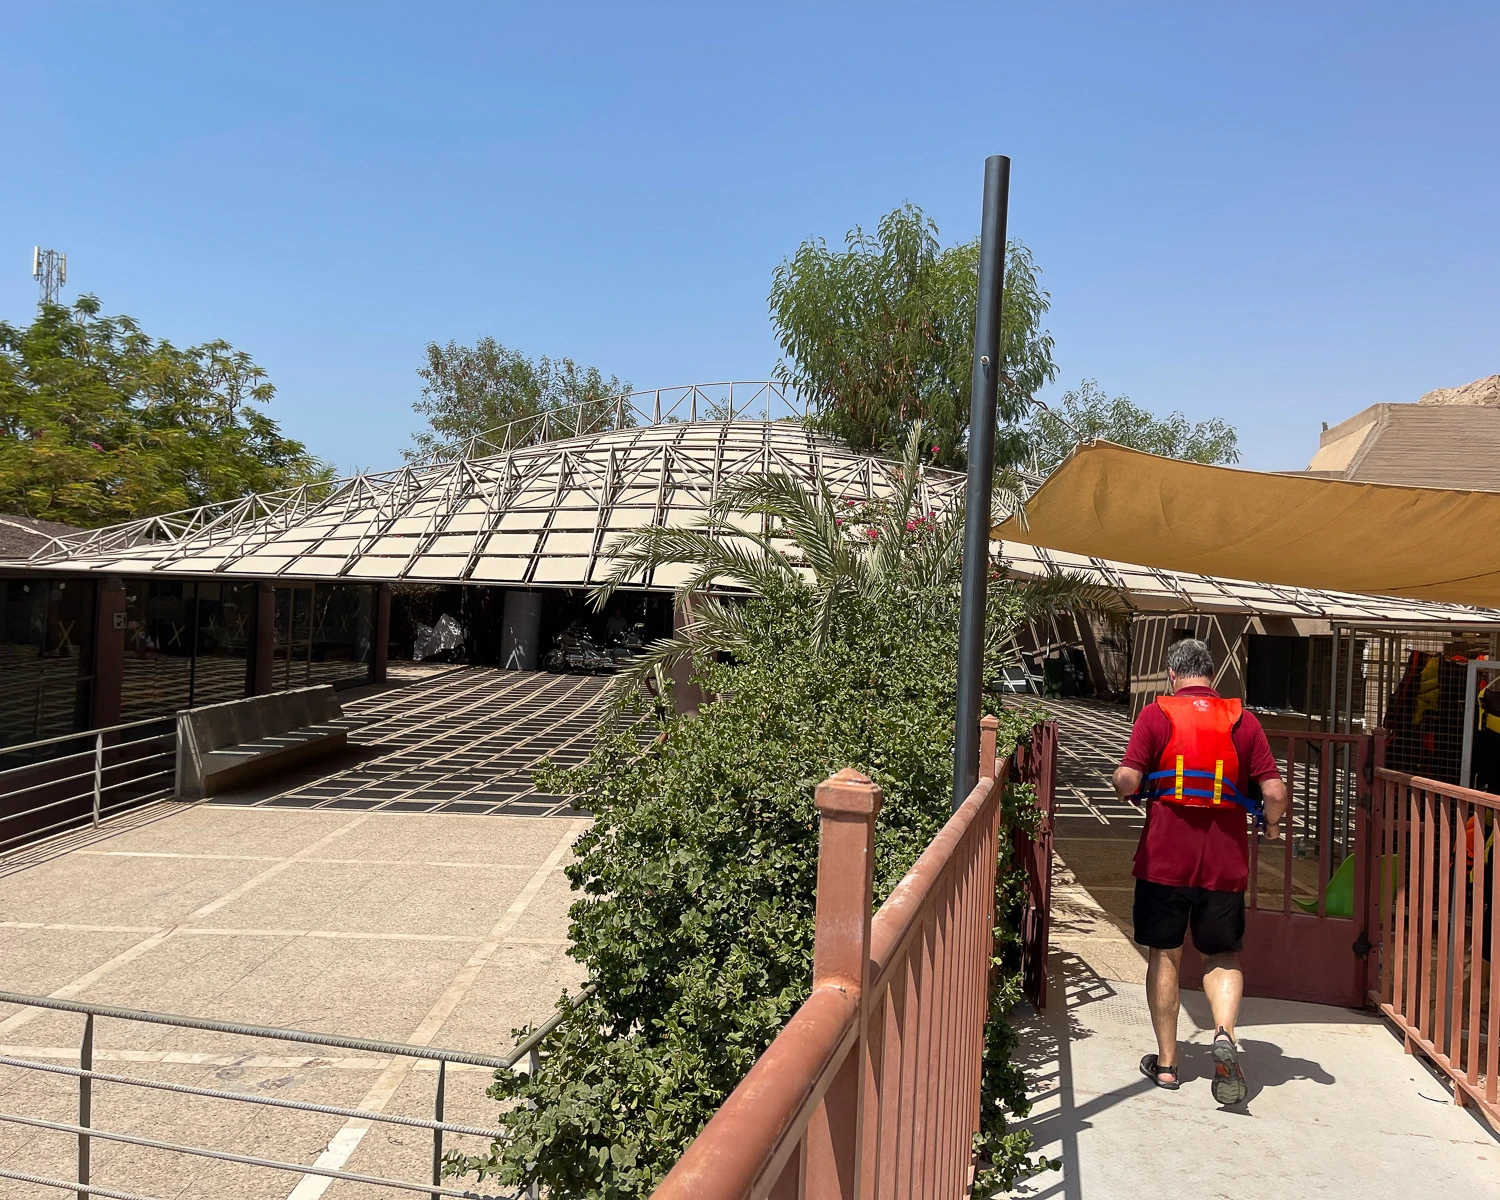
954,155,1010,810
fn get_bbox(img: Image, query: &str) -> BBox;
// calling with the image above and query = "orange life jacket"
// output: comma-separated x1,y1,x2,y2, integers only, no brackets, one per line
1142,694,1261,817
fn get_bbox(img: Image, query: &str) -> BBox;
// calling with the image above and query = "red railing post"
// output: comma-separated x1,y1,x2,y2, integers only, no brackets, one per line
804,769,882,1200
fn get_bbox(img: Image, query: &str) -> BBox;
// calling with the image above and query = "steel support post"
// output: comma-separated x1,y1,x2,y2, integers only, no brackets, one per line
953,154,1010,810
77,1013,93,1199
91,733,102,828
430,1059,446,1199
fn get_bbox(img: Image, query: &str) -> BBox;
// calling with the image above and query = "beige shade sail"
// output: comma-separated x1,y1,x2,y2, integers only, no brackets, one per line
992,441,1500,609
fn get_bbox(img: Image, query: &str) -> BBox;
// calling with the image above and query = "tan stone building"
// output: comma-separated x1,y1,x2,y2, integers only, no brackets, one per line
1306,374,1500,490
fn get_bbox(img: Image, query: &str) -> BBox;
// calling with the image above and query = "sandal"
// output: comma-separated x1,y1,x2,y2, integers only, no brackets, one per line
1140,1053,1180,1090
1210,1029,1247,1106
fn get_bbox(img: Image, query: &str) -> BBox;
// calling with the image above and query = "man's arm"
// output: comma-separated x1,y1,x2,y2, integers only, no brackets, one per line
1259,777,1289,840
1112,765,1143,803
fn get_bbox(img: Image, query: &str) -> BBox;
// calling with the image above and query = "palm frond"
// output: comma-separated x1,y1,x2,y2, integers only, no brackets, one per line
590,524,795,610
1010,571,1128,627
602,596,756,708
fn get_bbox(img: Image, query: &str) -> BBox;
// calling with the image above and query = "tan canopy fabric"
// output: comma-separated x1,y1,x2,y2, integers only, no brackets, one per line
992,441,1500,609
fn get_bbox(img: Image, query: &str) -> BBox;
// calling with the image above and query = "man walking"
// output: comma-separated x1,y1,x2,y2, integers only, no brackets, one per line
1111,638,1288,1104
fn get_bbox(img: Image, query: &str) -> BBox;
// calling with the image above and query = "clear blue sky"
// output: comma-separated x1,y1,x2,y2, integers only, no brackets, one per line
4,3,1496,474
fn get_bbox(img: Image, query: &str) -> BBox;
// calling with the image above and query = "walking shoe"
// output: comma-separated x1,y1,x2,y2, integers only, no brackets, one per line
1210,1028,1247,1106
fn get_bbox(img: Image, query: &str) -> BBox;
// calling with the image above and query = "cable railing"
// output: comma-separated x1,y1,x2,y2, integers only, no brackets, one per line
0,986,592,1199
0,717,177,857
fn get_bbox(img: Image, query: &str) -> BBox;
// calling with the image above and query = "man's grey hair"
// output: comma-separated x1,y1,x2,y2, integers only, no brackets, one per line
1166,638,1214,681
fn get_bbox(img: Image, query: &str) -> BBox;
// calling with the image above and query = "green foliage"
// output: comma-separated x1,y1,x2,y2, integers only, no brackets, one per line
769,203,1056,468
0,297,331,527
445,430,1103,1197
592,423,1122,702
407,337,631,460
1030,378,1241,473
449,580,1048,1197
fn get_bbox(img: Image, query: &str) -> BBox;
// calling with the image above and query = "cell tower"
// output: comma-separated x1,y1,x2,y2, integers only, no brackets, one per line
32,247,67,307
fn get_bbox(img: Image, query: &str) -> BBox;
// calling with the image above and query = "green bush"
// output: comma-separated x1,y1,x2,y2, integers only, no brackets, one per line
449,579,1049,1197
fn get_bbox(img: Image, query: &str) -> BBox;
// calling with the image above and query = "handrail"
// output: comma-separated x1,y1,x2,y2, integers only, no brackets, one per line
652,715,1007,1200
0,715,173,759
0,985,594,1198
0,985,590,1071
1373,765,1500,810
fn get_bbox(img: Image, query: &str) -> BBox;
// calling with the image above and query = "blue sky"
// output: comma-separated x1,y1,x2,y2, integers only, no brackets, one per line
4,3,1496,474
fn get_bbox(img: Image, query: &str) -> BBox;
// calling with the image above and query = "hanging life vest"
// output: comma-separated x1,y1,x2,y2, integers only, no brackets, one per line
1140,695,1264,820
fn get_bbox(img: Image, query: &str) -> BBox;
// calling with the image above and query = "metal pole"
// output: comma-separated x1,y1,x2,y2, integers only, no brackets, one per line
91,733,102,828
78,1013,93,1200
953,154,1010,810
1460,658,1480,788
430,1059,446,1199
527,1046,541,1200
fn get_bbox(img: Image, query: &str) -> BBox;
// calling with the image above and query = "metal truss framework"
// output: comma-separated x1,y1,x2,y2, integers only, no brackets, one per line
13,376,1500,628
21,389,965,587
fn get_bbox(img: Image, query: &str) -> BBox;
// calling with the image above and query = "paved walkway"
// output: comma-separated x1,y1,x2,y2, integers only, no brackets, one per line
1005,699,1500,1199
0,668,604,1197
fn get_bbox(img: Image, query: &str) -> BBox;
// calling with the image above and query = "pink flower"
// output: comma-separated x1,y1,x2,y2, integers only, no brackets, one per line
89,441,104,451
931,444,940,454
906,520,916,532
866,528,879,540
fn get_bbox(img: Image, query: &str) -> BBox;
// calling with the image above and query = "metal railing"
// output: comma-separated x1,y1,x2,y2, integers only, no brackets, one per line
429,381,811,463
1369,767,1498,1127
651,715,1008,1200
0,987,590,1199
0,718,177,857
1012,718,1057,1009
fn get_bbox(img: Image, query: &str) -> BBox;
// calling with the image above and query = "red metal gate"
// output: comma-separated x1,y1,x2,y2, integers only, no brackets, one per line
1181,730,1377,1008
1012,718,1057,1009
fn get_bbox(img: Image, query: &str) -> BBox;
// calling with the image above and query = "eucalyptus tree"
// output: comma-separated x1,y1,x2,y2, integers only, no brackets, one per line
0,297,330,526
769,203,1056,468
407,337,631,460
1029,379,1241,473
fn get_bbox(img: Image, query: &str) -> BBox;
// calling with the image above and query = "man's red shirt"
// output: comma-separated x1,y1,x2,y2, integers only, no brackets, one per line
1123,686,1282,893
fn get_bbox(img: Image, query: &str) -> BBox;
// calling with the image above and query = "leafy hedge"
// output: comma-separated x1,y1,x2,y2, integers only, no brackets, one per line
450,579,1047,1197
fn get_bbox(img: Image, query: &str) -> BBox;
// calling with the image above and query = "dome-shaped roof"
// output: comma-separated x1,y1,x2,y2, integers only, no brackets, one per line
20,412,965,587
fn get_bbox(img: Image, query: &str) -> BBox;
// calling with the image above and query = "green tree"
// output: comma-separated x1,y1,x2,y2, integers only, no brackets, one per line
1029,379,1241,473
407,338,632,460
0,297,331,527
448,429,1115,1198
769,203,1056,468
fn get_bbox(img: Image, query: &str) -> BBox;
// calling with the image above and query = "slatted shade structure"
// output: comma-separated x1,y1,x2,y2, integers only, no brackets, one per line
18,419,966,587
995,540,1500,625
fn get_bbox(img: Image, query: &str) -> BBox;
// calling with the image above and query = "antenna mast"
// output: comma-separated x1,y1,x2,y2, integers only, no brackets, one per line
32,247,67,307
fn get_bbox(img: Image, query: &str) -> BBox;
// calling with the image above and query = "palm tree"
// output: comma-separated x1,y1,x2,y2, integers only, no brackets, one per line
590,423,1122,700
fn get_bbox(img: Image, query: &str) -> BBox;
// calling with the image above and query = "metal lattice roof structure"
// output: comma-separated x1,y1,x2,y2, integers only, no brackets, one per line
16,384,965,587
994,540,1500,626
10,375,1500,627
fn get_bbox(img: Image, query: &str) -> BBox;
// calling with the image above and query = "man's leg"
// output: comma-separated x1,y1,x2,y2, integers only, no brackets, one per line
1145,946,1183,1070
1201,952,1243,1040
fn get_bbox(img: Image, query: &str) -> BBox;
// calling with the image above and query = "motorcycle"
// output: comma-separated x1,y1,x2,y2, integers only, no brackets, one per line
604,621,648,665
544,625,617,674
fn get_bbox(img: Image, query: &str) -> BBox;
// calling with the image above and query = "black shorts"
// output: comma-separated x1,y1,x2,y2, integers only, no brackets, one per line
1133,879,1245,955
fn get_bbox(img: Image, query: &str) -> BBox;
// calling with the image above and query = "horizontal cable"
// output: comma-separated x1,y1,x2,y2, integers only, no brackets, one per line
0,718,173,758
0,1111,515,1199
0,1054,507,1140
0,785,174,851
0,1167,162,1200
0,990,514,1068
